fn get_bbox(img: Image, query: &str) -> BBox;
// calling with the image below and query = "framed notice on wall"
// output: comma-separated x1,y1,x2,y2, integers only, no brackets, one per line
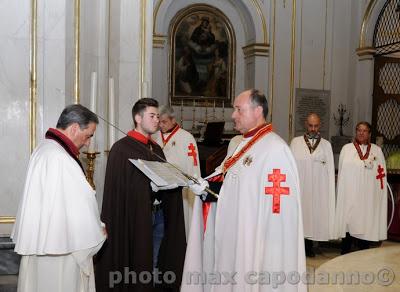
294,88,331,139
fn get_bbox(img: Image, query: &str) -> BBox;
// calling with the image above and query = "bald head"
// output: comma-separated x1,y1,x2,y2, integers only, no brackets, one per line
305,113,321,135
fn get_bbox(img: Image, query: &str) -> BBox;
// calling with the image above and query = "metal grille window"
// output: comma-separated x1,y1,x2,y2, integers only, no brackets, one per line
377,99,400,140
378,63,400,94
372,57,400,157
372,1,400,159
373,0,400,56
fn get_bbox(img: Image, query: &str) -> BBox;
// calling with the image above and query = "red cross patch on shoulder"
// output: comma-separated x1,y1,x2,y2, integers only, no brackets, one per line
264,169,290,214
187,143,198,166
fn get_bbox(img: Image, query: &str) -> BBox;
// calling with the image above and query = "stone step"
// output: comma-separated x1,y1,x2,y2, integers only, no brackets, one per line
0,237,14,251
0,238,20,276
0,275,17,292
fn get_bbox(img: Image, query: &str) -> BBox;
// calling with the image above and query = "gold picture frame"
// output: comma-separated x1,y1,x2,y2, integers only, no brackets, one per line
169,4,236,107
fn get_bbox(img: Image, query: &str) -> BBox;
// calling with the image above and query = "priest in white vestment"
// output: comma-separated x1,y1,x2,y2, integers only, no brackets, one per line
11,105,106,292
335,121,387,254
182,89,307,292
153,106,201,239
290,113,335,257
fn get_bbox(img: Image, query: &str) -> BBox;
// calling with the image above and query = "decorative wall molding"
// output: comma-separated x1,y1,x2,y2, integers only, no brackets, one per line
0,217,15,224
242,43,270,58
153,34,167,48
356,46,376,60
30,0,37,152
360,0,378,48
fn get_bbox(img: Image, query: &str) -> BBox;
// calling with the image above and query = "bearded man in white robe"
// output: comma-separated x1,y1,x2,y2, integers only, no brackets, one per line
335,121,387,254
153,106,201,239
182,89,307,292
11,104,106,292
290,113,335,257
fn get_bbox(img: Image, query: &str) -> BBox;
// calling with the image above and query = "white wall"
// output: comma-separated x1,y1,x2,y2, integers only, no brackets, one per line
0,0,386,234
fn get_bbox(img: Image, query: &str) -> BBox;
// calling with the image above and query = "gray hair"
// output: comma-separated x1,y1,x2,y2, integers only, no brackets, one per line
159,105,176,118
249,89,268,120
56,104,99,130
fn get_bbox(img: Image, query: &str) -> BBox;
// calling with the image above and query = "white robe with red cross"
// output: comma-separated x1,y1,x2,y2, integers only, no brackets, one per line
334,143,387,241
182,130,307,292
153,127,201,239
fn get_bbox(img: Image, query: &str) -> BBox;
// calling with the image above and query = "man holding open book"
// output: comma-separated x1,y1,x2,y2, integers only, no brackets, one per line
95,98,186,292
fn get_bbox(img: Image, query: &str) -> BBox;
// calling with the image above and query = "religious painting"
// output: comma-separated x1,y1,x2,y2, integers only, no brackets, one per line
169,4,236,106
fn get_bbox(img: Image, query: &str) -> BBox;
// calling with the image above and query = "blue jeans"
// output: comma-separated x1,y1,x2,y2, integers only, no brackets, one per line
152,208,164,268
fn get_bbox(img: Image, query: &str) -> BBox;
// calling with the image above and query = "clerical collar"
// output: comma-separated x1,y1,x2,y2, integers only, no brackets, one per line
46,128,80,157
127,130,154,145
243,123,268,138
45,128,85,174
353,140,371,160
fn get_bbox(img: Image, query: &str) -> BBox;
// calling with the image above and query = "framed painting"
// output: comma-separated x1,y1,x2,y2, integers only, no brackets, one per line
169,4,236,106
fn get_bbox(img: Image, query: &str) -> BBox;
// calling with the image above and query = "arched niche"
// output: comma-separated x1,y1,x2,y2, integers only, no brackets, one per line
152,0,269,109
357,0,387,53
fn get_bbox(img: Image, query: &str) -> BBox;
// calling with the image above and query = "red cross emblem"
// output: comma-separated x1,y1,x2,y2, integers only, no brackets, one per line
187,143,198,166
376,164,385,190
264,169,290,214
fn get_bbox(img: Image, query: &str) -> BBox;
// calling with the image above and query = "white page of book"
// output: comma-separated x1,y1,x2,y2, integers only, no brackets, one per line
129,159,190,187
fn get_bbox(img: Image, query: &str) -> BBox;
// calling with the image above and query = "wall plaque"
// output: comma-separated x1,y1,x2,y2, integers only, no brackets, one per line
294,88,331,139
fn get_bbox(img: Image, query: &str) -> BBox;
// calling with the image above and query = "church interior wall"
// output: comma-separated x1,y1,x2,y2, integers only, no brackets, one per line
152,0,257,126
0,0,387,235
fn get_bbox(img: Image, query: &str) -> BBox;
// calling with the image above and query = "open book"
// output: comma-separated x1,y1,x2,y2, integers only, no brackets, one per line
129,159,190,187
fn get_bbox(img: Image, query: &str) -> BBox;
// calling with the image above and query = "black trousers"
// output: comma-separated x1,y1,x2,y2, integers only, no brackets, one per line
341,232,370,254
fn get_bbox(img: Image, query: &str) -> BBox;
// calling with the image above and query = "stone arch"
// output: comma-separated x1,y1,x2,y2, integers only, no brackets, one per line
153,0,268,44
358,0,387,50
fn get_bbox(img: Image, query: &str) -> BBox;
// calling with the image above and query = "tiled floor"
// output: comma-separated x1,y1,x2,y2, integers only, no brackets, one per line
307,240,400,291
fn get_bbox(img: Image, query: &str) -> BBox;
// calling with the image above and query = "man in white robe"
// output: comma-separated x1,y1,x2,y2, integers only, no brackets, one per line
11,104,106,292
290,113,335,257
335,121,387,254
180,135,241,292
182,89,307,292
153,106,201,239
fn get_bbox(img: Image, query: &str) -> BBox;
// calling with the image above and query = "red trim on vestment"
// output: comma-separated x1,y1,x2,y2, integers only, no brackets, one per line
243,123,269,138
208,173,224,182
161,124,180,146
47,128,79,156
223,124,273,174
127,130,155,145
202,202,212,234
353,140,371,160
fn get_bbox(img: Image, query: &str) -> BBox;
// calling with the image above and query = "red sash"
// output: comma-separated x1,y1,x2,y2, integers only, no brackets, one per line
353,140,371,160
161,124,180,146
223,124,273,174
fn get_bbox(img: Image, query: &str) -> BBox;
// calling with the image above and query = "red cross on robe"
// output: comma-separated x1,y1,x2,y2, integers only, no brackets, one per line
187,143,198,166
376,164,386,190
265,169,290,214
